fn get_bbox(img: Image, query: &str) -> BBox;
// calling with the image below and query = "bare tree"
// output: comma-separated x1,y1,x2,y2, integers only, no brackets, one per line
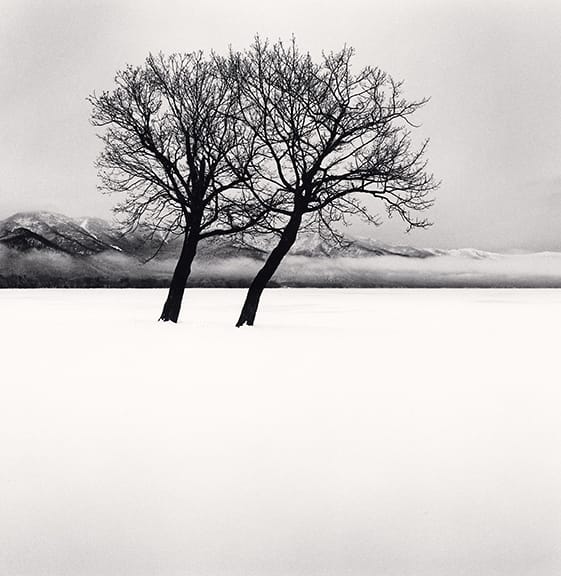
89,52,264,322
224,39,439,327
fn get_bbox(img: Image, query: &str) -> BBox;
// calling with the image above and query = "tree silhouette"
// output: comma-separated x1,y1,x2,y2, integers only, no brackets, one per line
90,52,265,322
223,39,438,327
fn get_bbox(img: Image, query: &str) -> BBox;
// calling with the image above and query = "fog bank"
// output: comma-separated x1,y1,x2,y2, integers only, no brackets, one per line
4,246,561,287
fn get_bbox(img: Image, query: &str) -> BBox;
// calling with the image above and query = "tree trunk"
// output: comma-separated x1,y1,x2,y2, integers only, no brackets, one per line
236,210,303,327
159,222,201,323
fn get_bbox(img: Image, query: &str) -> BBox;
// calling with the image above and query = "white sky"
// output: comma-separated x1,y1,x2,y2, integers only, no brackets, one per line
2,0,561,250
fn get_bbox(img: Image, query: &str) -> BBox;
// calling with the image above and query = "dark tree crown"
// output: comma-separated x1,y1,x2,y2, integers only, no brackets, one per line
221,37,438,243
89,52,267,245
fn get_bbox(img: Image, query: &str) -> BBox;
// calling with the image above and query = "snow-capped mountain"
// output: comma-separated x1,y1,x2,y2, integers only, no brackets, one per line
0,210,487,261
1,210,519,288
0,211,113,255
0,211,167,257
0,211,268,260
289,235,441,259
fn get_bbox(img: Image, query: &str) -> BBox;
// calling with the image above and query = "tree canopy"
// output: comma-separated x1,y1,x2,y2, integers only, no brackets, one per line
90,39,438,325
90,52,266,322
223,38,438,326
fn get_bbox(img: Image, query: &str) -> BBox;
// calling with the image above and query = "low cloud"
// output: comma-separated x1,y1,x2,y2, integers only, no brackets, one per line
3,246,561,288
274,252,561,287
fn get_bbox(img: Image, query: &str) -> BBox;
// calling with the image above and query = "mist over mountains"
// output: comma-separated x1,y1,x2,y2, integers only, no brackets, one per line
2,211,561,288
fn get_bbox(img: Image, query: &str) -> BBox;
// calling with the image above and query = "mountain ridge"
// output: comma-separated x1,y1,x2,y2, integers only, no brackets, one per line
0,210,500,261
6,211,552,289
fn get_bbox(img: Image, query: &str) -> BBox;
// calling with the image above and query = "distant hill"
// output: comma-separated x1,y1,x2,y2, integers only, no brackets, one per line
0,211,168,257
0,210,503,260
4,210,561,288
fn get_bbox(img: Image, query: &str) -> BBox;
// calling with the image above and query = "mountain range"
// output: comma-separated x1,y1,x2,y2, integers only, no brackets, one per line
3,210,559,288
0,210,495,259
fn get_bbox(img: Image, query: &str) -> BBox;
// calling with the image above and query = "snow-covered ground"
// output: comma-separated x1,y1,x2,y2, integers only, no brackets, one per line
1,288,560,576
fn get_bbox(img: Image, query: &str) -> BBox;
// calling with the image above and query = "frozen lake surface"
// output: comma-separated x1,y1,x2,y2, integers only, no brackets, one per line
1,288,560,576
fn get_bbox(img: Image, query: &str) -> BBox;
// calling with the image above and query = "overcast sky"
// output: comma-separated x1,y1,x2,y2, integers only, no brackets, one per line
2,0,561,250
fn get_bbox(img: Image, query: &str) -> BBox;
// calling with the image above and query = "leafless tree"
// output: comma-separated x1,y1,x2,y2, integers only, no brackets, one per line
89,52,265,322
223,38,439,327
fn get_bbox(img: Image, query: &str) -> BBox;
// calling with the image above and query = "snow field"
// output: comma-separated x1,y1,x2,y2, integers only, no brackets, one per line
1,288,560,576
